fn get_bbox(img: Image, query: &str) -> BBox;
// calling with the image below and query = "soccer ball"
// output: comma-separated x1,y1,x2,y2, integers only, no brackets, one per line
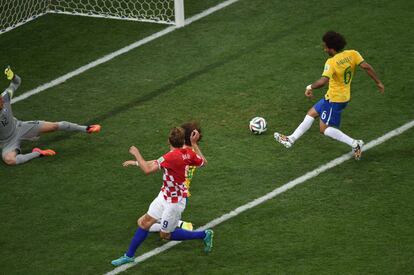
249,117,267,134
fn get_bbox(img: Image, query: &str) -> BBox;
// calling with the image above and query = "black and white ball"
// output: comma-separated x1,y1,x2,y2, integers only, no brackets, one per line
249,117,267,134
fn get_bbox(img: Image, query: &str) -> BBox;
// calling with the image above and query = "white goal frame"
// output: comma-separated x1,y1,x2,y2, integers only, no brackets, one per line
0,0,185,35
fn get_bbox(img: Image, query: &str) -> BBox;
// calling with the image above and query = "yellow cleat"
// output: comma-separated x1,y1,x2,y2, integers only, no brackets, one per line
180,221,193,231
4,66,14,81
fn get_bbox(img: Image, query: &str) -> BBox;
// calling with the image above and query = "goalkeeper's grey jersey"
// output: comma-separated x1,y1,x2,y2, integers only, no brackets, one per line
0,90,17,142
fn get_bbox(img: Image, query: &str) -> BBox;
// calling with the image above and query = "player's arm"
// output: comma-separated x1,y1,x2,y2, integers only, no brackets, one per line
125,146,159,175
123,159,156,167
4,67,21,99
305,77,329,98
190,130,207,166
359,61,384,93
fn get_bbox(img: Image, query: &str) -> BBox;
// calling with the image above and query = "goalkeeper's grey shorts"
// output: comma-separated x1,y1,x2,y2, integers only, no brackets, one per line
1,120,44,157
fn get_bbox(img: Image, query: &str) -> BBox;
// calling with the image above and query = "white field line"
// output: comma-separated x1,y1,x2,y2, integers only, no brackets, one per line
11,0,241,105
105,119,414,275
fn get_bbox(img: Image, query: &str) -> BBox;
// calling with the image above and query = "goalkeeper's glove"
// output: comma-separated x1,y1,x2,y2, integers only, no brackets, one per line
4,66,14,81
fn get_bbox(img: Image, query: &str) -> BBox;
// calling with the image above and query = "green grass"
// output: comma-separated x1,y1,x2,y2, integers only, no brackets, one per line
0,0,413,274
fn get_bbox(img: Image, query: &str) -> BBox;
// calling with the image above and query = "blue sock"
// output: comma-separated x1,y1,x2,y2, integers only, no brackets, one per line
170,228,206,241
126,228,149,257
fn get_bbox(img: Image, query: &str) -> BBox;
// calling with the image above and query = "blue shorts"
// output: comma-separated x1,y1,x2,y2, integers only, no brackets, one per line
313,98,348,128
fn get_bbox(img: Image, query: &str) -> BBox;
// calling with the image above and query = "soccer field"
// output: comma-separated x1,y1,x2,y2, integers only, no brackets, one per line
1,0,413,274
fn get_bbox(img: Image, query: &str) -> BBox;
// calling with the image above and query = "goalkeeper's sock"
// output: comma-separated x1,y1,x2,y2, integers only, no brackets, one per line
288,115,314,143
126,228,149,258
15,151,41,165
324,127,354,147
170,228,206,241
58,121,87,132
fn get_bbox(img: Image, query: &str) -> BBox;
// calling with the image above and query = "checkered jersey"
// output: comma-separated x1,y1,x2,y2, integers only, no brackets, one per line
156,148,204,203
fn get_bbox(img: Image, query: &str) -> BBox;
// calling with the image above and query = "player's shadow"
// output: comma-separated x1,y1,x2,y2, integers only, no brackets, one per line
40,12,330,145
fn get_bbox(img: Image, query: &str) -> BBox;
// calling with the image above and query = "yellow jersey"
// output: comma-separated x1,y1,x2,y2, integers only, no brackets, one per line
184,165,196,197
322,50,364,103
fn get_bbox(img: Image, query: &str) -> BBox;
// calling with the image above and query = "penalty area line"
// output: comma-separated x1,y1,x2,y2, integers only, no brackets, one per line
106,119,414,275
11,0,241,105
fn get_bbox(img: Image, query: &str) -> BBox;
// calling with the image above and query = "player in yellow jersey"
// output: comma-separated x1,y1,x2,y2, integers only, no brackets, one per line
181,121,203,197
274,31,384,160
146,122,202,232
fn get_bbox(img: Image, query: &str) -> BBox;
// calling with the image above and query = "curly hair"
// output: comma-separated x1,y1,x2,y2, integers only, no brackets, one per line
181,122,202,146
168,127,185,148
322,31,347,52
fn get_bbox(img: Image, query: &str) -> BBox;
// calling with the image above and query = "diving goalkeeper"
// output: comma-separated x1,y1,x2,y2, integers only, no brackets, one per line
0,67,101,165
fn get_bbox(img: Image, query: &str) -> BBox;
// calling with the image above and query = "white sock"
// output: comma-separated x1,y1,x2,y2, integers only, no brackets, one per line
288,115,315,143
324,127,354,147
148,223,161,232
148,220,184,232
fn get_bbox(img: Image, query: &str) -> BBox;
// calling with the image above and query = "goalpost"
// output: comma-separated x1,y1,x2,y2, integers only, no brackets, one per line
0,0,185,35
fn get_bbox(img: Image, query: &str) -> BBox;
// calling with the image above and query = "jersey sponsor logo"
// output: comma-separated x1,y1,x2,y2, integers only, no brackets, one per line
324,64,330,71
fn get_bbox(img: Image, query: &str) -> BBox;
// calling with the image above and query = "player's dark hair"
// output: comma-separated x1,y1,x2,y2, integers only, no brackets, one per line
169,127,185,148
181,121,202,146
323,31,347,52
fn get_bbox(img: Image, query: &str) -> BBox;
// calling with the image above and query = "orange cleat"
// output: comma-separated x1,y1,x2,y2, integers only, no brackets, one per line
86,124,101,134
32,148,56,156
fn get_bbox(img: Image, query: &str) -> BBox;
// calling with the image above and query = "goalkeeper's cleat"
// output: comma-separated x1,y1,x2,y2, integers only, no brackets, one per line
4,66,14,81
180,221,193,231
274,132,293,148
32,148,56,157
352,140,364,160
111,254,134,267
203,229,214,253
86,124,101,134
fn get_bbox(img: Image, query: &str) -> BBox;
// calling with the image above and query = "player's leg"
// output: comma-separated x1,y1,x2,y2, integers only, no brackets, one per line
161,200,214,253
274,101,320,148
287,107,318,143
2,149,18,165
123,213,157,256
148,220,193,232
111,193,163,266
111,213,157,267
1,126,55,165
320,102,364,159
38,121,101,134
3,148,55,166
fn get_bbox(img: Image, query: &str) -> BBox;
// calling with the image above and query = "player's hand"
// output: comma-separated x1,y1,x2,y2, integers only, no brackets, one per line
377,82,385,94
190,130,200,144
305,88,314,99
129,146,139,156
123,160,137,167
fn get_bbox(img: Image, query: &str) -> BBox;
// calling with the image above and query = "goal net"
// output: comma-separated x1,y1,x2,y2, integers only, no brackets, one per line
0,0,184,35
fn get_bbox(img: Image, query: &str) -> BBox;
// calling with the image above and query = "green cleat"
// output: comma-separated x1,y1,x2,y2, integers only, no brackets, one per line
111,254,134,267
203,229,214,253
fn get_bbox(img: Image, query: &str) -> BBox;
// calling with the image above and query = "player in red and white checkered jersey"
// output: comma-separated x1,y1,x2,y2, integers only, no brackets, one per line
148,122,202,233
111,127,214,267
156,141,204,203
